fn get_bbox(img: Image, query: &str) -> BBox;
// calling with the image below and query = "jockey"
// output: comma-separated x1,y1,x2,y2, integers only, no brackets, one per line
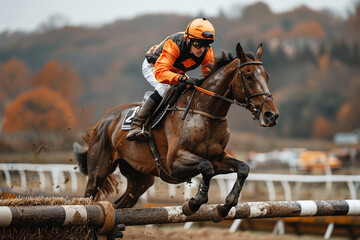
127,18,216,141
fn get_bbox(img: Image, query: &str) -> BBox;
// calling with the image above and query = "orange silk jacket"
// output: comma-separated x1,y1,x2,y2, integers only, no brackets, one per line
145,32,214,85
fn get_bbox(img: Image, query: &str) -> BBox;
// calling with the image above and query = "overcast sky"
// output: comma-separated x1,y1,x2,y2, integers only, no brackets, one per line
0,0,356,33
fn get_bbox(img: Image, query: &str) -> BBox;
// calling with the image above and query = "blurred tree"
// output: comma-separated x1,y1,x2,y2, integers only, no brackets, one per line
280,17,293,32
276,90,313,138
312,115,334,139
318,41,327,56
293,44,317,65
30,60,82,103
290,21,325,39
342,3,360,42
330,41,360,67
336,101,360,132
276,87,345,138
264,27,286,40
336,75,360,132
242,2,273,20
318,53,329,72
37,14,69,32
0,58,31,99
2,87,76,132
330,41,350,65
273,45,288,67
0,58,31,114
353,42,360,61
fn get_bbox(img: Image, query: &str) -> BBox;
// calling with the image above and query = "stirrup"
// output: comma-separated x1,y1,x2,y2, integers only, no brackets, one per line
135,125,149,141
134,130,150,141
127,125,149,141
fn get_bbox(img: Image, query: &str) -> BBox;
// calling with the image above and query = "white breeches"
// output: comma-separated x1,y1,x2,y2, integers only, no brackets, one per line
142,59,170,97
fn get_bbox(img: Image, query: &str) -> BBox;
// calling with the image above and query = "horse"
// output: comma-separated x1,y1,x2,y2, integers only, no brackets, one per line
73,42,279,222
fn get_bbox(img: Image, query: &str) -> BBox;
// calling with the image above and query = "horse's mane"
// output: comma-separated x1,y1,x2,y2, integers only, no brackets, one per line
204,51,255,80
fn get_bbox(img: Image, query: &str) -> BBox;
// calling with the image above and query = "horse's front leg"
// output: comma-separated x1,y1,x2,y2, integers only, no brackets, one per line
211,153,250,222
172,150,215,216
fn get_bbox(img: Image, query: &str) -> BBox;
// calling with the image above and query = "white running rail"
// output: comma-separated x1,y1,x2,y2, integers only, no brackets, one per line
1,163,359,200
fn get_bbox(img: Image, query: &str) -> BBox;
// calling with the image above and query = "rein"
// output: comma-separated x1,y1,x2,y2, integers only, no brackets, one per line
191,60,272,120
193,85,247,108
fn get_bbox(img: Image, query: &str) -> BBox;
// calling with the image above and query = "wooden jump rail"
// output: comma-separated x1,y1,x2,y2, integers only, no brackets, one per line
0,201,116,238
115,200,360,225
1,200,359,228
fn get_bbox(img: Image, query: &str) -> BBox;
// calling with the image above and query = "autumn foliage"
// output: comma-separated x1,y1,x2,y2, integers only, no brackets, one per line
1,59,83,132
290,21,325,39
0,58,31,113
30,60,82,103
312,116,334,139
2,87,76,132
0,58,31,98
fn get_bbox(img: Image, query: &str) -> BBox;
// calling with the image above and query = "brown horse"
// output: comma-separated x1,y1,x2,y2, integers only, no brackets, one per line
73,43,279,222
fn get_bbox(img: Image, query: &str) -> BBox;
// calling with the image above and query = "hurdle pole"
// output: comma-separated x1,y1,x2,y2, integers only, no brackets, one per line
115,200,360,225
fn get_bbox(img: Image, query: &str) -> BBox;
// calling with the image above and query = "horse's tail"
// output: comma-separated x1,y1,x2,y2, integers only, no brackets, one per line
73,133,89,175
73,131,118,199
98,174,119,200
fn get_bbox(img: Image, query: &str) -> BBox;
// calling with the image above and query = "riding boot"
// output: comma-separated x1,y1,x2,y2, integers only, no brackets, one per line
126,96,158,141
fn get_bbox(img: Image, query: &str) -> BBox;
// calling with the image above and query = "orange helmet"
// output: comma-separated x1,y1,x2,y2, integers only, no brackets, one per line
184,18,216,42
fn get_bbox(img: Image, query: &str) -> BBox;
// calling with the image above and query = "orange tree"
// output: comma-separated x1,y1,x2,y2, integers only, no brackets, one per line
2,87,76,132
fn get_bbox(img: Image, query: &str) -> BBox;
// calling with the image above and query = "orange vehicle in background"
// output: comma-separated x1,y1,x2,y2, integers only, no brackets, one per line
298,151,342,171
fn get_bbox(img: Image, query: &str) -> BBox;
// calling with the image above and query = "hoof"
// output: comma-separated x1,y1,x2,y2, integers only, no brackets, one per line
210,205,223,223
182,199,196,216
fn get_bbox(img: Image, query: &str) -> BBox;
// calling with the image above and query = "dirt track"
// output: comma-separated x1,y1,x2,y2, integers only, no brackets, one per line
122,226,337,240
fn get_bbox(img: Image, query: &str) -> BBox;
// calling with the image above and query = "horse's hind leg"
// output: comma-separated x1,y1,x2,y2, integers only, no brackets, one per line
211,153,250,222
114,161,154,208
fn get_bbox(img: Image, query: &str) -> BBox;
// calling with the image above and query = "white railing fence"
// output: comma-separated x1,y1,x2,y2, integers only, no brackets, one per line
1,163,359,201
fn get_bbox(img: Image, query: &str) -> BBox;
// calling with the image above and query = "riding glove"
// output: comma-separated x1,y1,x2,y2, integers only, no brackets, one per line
185,77,201,86
178,75,201,86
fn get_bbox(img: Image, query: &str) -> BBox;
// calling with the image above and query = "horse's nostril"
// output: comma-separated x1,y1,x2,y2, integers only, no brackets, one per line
264,111,275,119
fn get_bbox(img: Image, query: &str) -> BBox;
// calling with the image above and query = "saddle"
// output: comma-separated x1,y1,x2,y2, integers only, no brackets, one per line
148,82,188,128
121,82,195,182
121,82,188,131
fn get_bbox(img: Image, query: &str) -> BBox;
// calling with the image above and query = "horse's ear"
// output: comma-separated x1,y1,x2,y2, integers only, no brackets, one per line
236,43,247,63
255,43,263,61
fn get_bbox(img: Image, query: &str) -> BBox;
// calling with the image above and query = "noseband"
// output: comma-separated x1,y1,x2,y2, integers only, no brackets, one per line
237,60,272,120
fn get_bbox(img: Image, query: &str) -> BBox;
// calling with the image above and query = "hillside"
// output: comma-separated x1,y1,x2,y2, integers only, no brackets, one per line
0,2,359,139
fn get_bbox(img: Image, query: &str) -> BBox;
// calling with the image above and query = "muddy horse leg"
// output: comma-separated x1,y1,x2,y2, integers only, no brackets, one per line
114,161,154,208
211,153,250,222
173,151,215,216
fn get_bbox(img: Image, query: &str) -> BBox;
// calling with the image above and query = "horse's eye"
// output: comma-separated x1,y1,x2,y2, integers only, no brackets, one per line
245,74,252,80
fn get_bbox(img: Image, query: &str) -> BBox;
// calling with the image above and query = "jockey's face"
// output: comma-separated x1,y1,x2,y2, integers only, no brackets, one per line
190,44,205,57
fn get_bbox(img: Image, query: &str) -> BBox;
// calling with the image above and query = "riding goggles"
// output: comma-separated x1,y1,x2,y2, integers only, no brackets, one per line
202,31,214,39
191,40,210,49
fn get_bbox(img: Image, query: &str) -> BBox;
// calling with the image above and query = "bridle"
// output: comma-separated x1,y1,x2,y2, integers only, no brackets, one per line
237,60,272,120
192,59,272,120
